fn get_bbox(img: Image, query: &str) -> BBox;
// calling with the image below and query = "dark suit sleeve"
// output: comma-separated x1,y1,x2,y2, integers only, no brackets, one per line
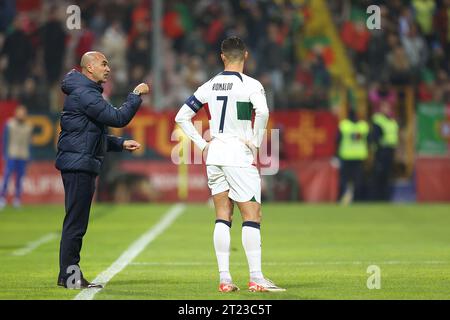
80,90,142,128
107,135,125,152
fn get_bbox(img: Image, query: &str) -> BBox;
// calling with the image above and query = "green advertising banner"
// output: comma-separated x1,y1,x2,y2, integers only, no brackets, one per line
417,103,450,155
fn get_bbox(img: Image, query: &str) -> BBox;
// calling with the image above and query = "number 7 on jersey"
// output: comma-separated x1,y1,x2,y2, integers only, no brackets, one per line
217,96,228,133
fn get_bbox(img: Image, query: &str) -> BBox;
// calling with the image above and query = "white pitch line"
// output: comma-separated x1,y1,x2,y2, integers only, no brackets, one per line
129,261,450,267
74,203,185,300
12,233,58,256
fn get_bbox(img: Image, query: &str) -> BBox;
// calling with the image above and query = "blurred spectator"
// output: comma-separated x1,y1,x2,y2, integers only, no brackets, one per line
100,20,128,87
182,27,208,57
398,5,414,37
204,51,222,78
0,0,332,111
259,22,285,94
181,55,207,92
340,19,370,74
368,81,398,114
286,82,305,109
39,6,66,111
295,60,314,88
127,23,151,79
259,72,275,110
412,0,436,44
0,0,16,32
429,42,449,74
0,0,448,115
418,67,450,103
75,20,95,65
380,3,398,34
434,70,450,102
1,16,34,99
0,105,33,209
434,0,450,60
310,49,331,89
243,2,266,51
370,102,399,201
401,24,428,75
163,1,193,53
387,45,414,85
89,4,108,38
417,70,436,102
366,28,389,82
40,7,66,84
337,108,369,203
18,77,49,112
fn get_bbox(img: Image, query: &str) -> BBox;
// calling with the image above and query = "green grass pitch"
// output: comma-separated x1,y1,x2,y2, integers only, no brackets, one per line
0,203,449,300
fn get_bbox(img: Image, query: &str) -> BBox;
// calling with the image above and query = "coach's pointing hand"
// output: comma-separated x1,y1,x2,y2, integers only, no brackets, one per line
123,140,141,152
133,83,150,95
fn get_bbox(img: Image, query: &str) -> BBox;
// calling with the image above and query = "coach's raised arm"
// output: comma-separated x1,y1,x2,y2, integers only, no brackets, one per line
56,52,149,174
60,71,148,128
55,51,149,289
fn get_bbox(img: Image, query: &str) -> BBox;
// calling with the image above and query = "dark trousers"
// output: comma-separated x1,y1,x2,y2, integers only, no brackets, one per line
371,148,395,201
1,158,28,199
339,160,364,201
58,171,96,281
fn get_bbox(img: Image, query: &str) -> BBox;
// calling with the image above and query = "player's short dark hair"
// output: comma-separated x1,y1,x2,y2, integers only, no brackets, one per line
221,36,246,61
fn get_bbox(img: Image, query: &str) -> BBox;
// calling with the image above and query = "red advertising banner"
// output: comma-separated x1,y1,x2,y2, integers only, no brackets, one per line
0,105,339,204
416,157,450,202
0,107,338,161
270,111,338,159
113,108,338,161
118,160,338,203
0,159,338,204
0,161,64,204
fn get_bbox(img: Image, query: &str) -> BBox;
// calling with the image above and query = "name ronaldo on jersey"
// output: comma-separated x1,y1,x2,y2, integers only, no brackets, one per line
212,83,233,91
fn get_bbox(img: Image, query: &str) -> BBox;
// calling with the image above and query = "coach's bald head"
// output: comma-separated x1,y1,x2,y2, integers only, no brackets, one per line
81,51,110,84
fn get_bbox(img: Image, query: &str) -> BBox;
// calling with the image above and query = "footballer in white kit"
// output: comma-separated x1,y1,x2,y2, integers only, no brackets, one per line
175,36,285,293
175,68,267,203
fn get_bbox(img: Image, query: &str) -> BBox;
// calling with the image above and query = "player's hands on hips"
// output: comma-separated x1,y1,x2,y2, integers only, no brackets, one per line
133,83,150,95
244,140,258,154
123,140,141,152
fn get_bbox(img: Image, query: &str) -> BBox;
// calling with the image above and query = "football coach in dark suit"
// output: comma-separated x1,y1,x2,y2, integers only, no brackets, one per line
56,51,149,288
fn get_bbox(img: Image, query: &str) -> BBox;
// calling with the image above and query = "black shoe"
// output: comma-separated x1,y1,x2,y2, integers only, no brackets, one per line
57,278,65,287
57,277,103,289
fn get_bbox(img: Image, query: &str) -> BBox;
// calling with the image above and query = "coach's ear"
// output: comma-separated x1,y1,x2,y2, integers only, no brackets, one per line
244,51,249,60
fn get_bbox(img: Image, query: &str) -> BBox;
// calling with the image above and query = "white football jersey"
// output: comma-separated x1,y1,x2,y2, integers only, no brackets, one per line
175,71,269,167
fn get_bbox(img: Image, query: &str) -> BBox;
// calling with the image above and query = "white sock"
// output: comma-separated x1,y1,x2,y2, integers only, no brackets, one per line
214,220,232,282
242,222,264,281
